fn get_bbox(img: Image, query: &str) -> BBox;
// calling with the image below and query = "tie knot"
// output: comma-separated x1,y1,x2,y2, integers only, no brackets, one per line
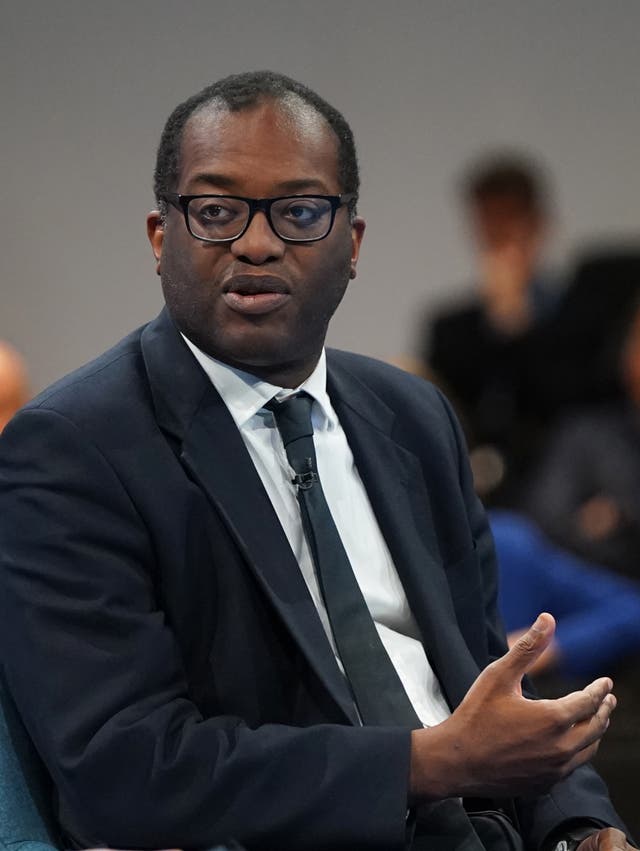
266,392,314,448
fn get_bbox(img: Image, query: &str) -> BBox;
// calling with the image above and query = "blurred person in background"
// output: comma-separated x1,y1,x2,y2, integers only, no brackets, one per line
0,341,29,432
525,295,640,579
531,245,640,417
423,153,561,505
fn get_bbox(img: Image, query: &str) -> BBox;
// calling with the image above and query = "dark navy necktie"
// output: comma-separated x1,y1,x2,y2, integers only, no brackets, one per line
267,393,489,850
267,392,422,728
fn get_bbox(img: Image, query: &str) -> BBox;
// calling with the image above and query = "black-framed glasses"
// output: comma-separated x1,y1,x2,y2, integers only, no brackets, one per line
162,193,355,244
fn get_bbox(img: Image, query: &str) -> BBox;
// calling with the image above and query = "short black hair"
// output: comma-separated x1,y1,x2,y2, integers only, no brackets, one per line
153,70,359,217
461,152,550,217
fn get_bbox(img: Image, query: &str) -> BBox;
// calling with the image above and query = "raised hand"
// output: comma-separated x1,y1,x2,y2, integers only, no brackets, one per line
410,613,616,801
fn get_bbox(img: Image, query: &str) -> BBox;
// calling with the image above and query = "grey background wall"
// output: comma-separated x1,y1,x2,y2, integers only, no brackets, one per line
2,0,639,392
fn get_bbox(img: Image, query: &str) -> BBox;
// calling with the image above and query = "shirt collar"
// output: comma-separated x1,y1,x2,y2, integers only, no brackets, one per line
180,334,336,431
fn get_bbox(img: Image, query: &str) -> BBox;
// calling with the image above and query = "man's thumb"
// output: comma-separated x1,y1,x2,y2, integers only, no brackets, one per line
496,613,556,684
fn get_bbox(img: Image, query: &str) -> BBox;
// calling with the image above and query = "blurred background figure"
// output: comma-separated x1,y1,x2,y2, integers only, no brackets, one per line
531,245,640,418
0,341,29,433
421,152,561,505
524,294,640,579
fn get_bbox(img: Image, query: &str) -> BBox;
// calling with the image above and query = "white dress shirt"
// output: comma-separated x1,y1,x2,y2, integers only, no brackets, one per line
182,336,451,728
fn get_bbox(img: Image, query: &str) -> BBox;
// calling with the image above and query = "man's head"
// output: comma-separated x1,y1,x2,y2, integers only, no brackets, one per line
147,71,365,388
461,152,550,263
153,71,360,221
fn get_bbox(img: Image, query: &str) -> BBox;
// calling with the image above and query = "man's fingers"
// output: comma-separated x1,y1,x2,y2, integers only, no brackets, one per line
569,692,616,750
550,693,616,778
556,679,615,725
491,612,556,686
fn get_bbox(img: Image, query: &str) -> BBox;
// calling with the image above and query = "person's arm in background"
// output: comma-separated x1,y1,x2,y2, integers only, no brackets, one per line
492,510,640,677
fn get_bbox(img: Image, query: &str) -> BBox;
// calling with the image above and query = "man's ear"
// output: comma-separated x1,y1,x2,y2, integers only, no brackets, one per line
349,216,366,280
147,211,165,275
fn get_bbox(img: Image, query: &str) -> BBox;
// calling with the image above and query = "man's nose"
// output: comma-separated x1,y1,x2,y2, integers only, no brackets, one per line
230,211,285,264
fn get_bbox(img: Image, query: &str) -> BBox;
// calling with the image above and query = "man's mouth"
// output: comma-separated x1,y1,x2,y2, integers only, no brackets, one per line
223,275,291,316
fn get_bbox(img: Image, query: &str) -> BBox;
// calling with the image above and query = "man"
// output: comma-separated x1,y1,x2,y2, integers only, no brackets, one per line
0,72,632,851
424,154,559,504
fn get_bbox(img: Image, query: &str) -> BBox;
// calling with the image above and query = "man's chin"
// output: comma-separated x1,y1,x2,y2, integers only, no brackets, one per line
216,346,321,387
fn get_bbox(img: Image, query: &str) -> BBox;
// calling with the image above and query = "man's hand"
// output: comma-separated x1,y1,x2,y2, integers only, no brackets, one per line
577,828,636,850
410,613,616,801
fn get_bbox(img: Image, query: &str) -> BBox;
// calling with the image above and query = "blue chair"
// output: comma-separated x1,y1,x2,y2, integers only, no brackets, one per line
0,676,60,851
0,676,246,851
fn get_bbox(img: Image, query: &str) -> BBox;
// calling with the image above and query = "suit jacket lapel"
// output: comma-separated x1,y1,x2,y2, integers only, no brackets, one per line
327,357,481,709
141,312,358,724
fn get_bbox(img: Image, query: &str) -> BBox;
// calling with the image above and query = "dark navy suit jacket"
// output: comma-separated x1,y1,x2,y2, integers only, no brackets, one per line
0,309,624,850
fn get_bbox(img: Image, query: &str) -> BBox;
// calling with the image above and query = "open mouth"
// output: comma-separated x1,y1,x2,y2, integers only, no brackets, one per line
223,275,291,315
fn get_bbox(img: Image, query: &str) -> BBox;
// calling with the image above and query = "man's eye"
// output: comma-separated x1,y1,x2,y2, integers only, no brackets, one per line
190,199,245,227
199,204,232,221
282,203,323,224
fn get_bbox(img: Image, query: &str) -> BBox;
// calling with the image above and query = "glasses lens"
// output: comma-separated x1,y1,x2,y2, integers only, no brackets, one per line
271,197,333,241
187,197,249,241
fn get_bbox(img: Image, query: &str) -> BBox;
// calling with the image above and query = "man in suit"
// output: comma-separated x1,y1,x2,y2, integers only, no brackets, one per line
0,71,633,851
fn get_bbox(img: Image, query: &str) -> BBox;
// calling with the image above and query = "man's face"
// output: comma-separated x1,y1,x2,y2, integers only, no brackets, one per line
147,98,365,387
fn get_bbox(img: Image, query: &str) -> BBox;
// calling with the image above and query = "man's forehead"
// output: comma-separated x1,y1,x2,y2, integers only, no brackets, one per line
176,95,341,192
184,94,334,151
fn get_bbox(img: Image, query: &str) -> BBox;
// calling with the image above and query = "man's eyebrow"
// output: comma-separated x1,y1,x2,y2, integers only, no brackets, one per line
185,173,238,191
275,178,333,194
184,173,333,195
